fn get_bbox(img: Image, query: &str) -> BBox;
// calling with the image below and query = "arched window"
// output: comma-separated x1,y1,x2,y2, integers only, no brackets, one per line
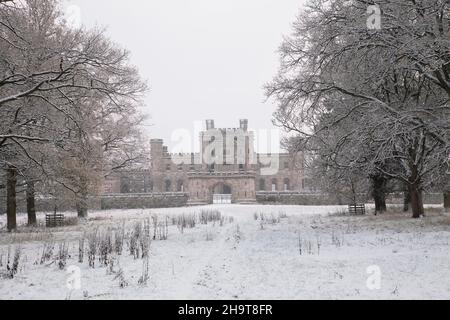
271,179,277,191
177,180,184,192
283,178,290,191
165,180,172,192
259,178,266,191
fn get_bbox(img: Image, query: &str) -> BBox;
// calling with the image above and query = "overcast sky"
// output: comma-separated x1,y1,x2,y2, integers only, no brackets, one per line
64,0,305,151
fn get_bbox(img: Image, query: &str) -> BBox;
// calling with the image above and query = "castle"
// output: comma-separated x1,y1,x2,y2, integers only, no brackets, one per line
102,120,307,204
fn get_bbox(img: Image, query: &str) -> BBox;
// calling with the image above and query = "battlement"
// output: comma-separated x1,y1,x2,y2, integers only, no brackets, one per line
202,127,253,133
202,119,249,132
168,152,200,157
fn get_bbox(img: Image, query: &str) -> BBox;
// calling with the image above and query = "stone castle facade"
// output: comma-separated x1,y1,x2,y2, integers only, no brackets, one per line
103,120,307,204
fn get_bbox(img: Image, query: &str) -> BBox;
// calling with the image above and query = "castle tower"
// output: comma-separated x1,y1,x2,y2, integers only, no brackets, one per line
150,139,164,191
206,119,215,130
239,119,248,132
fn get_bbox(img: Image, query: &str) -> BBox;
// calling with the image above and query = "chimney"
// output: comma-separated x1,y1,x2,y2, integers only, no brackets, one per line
239,119,248,131
206,119,215,130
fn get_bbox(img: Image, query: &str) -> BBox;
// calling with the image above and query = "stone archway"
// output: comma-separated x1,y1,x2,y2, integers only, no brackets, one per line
212,182,232,204
187,175,256,204
213,182,232,194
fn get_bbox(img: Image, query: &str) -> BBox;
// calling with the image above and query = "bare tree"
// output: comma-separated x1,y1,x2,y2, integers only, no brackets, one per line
267,0,450,218
0,0,148,228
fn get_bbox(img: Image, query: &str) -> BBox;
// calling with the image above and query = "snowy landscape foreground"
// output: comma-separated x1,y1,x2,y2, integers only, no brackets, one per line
0,204,449,300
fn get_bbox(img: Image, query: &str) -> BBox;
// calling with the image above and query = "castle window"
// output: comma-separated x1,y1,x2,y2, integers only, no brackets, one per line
177,180,184,192
271,179,277,191
284,178,290,191
284,162,289,169
165,180,172,192
178,164,183,171
259,178,265,191
166,164,171,171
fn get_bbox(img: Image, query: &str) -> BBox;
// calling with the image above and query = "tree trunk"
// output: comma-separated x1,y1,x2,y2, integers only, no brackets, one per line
76,177,89,218
76,198,88,218
6,166,17,231
403,190,411,212
374,196,387,213
444,191,450,213
410,183,424,218
26,180,37,226
371,175,387,214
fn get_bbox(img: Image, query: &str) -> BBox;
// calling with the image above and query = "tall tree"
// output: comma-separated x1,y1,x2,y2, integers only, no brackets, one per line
267,0,450,218
0,0,148,228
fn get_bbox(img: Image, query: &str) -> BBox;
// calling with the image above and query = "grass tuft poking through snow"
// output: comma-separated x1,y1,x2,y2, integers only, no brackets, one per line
1,204,449,299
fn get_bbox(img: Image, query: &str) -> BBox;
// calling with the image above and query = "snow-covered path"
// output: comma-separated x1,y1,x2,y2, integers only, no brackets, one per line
1,204,449,299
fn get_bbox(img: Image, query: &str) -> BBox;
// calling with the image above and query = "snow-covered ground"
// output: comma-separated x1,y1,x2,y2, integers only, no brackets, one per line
0,204,449,300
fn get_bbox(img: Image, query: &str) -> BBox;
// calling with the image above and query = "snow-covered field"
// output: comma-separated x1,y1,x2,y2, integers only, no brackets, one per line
0,204,449,300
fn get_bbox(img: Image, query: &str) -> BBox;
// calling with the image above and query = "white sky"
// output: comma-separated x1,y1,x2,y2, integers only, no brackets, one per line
64,0,305,151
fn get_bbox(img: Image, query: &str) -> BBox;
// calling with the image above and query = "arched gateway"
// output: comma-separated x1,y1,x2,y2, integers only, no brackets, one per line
212,182,232,204
187,173,256,205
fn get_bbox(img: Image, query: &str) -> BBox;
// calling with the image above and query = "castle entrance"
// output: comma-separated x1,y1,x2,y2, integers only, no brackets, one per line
212,182,232,204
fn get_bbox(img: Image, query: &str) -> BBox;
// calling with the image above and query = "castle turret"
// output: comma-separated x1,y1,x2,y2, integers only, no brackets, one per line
150,139,164,170
239,119,248,132
206,119,215,130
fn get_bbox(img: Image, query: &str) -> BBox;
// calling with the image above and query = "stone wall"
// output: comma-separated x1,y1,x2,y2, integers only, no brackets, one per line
385,193,443,205
255,192,358,205
99,193,189,210
256,192,444,206
1,190,444,214
0,192,188,214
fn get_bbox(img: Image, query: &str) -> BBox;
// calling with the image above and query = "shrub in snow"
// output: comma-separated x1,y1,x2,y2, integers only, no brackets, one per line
99,229,113,266
114,223,125,255
129,222,142,259
113,267,128,288
138,256,150,286
278,211,287,219
87,229,98,268
78,237,84,263
57,242,69,270
140,219,151,258
3,246,21,279
199,209,222,225
39,241,55,265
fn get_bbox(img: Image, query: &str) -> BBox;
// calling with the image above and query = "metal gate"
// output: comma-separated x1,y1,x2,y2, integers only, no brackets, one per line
213,194,232,204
